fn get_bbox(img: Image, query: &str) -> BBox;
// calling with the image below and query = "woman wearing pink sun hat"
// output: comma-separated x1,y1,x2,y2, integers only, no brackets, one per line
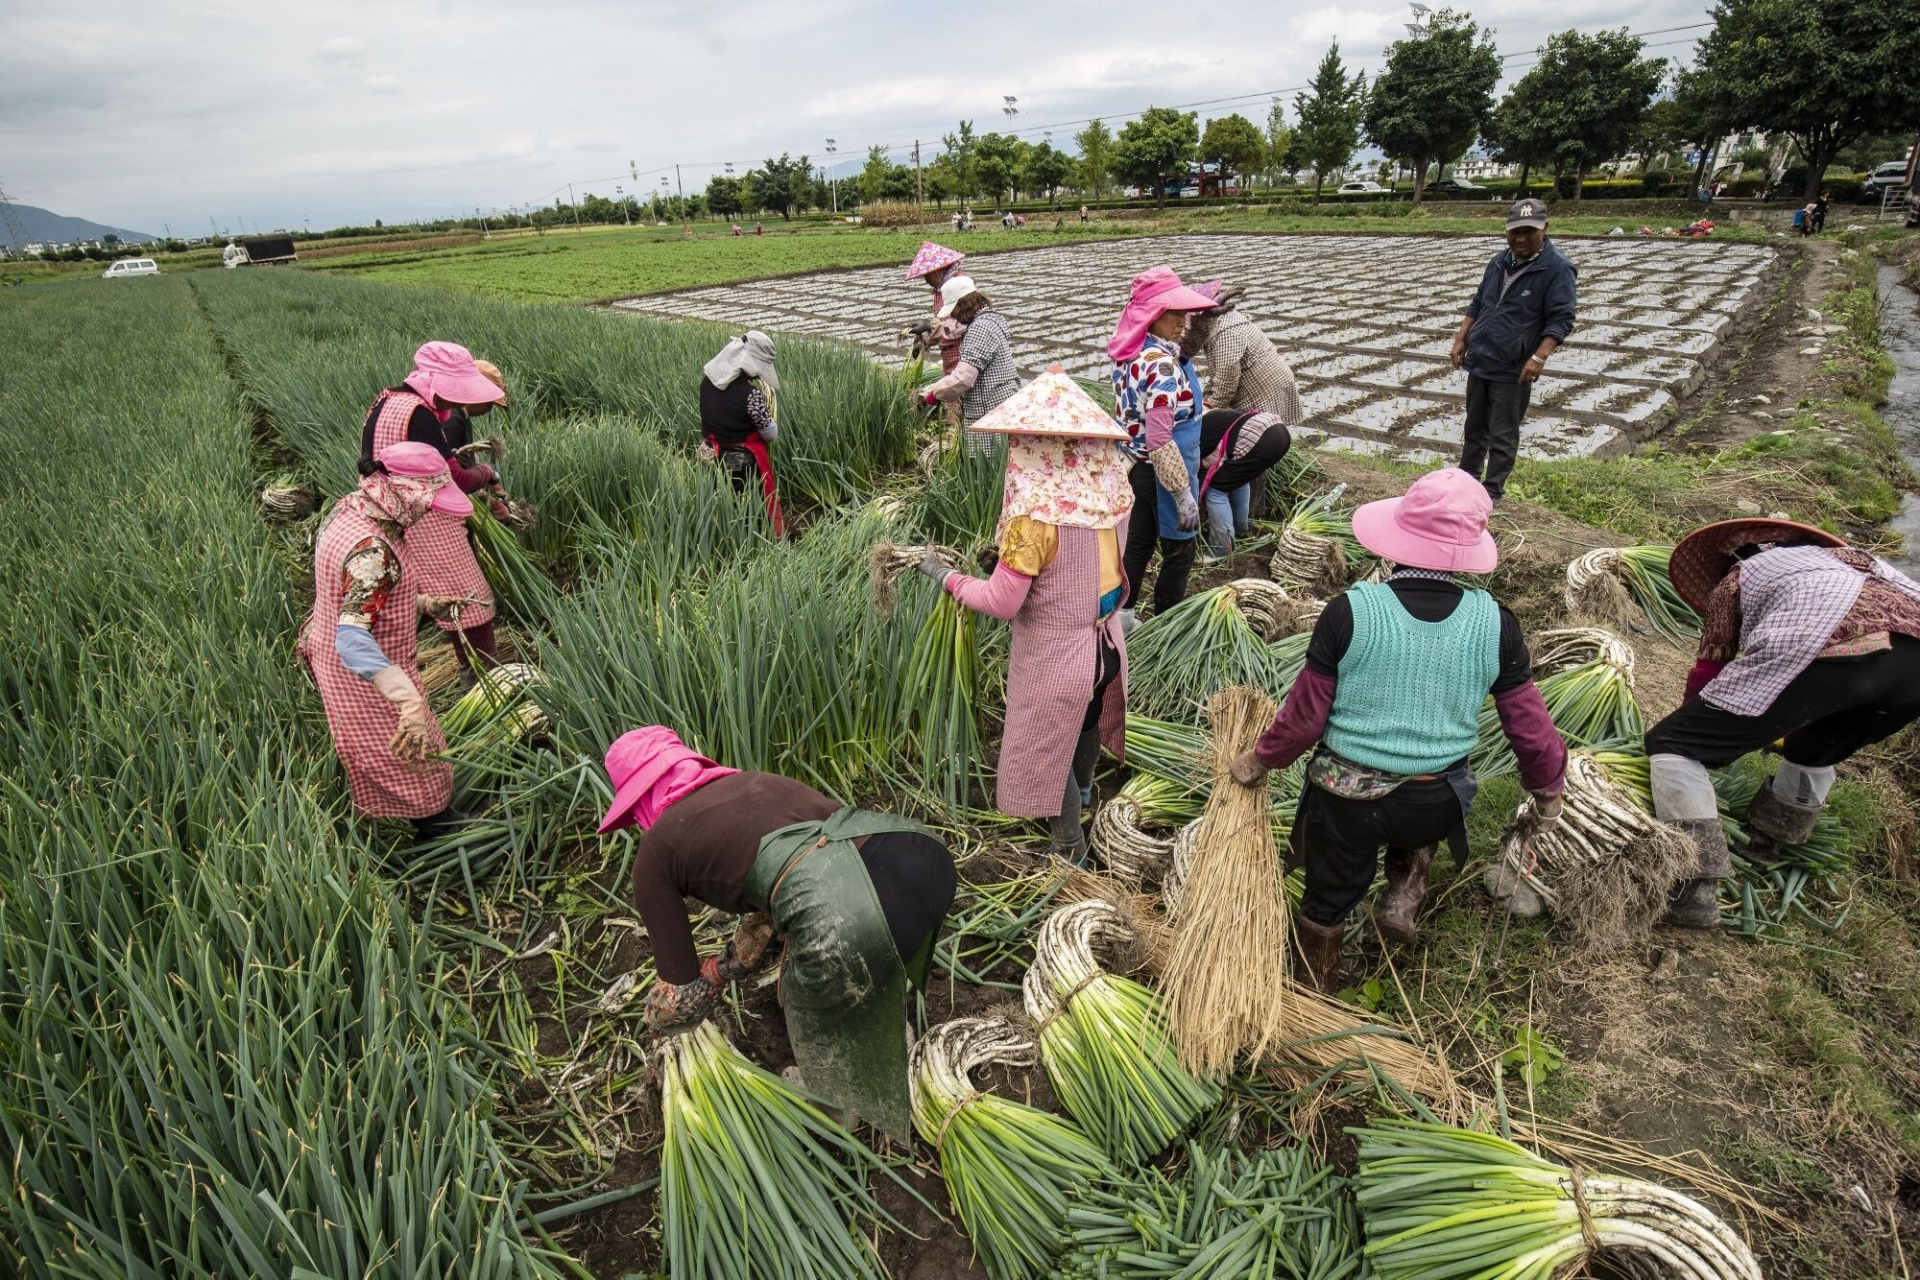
1230,468,1568,993
904,241,970,434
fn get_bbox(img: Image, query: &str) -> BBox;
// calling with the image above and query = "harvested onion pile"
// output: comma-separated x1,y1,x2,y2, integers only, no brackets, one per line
438,661,546,752
1565,545,1701,640
1088,795,1176,888
1269,485,1365,594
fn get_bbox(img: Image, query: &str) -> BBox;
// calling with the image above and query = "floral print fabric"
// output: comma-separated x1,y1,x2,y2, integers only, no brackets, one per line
1110,338,1198,455
337,538,401,630
997,429,1134,539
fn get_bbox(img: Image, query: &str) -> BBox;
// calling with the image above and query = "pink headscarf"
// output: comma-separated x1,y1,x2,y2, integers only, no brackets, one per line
1106,266,1219,362
597,727,740,833
403,341,511,412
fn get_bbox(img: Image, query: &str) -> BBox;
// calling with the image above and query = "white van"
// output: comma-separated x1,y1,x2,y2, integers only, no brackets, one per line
103,258,159,278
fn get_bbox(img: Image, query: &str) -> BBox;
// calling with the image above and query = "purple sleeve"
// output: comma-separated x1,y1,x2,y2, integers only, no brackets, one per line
1142,404,1178,451
1495,681,1568,795
945,562,1034,621
449,457,495,493
1254,666,1335,769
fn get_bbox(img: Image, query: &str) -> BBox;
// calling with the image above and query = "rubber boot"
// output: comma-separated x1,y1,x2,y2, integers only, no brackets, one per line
1662,817,1731,929
1376,845,1436,944
1294,917,1345,994
1742,784,1822,867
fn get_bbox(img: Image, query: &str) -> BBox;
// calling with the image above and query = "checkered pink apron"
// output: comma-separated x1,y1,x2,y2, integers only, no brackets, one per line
300,503,454,818
995,518,1130,817
367,389,496,631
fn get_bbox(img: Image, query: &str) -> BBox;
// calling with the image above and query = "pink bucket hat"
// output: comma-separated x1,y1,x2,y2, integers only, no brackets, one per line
378,440,472,516
1107,266,1218,361
1350,468,1498,573
904,241,964,280
403,340,510,410
597,726,740,834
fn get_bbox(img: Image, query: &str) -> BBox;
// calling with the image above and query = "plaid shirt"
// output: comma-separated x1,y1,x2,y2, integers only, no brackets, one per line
1700,546,1920,715
1200,308,1303,423
957,310,1019,427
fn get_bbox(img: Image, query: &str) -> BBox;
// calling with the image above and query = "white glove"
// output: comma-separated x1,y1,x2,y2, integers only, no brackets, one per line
371,666,435,764
1147,442,1199,531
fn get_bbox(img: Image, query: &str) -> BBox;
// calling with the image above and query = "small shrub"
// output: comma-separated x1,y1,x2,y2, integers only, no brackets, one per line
858,201,922,228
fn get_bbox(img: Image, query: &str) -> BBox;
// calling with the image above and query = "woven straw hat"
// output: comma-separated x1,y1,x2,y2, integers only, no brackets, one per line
1668,518,1846,612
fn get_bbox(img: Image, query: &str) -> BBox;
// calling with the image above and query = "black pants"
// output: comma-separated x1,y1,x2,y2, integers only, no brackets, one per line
718,445,762,492
1460,374,1532,499
1644,636,1920,768
1291,777,1463,926
1121,460,1196,614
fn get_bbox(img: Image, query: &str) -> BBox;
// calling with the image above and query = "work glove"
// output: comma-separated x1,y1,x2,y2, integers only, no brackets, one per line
707,913,784,984
371,666,436,765
1229,749,1270,788
1147,442,1199,531
417,593,467,622
643,973,721,1035
919,551,955,584
1515,790,1564,839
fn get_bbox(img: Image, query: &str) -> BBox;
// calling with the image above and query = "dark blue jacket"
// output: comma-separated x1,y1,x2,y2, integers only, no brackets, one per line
1463,241,1577,381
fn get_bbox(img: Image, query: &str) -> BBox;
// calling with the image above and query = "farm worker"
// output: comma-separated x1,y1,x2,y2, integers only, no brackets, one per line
599,727,957,1143
1450,198,1578,501
922,370,1134,864
1647,519,1920,927
1108,265,1216,626
1182,276,1301,554
1193,409,1293,560
1228,469,1568,993
300,442,470,839
903,240,968,431
698,331,786,537
359,341,509,675
921,276,1019,455
442,359,532,523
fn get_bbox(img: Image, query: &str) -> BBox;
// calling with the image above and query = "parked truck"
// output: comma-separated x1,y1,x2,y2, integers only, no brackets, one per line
222,235,298,268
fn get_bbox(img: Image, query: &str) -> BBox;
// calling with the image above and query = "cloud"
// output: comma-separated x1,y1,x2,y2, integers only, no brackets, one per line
365,72,400,95
313,36,366,66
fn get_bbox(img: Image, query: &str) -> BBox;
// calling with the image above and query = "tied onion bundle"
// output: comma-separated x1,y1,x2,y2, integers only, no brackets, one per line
1269,484,1366,595
1163,687,1294,1074
870,541,982,806
659,1022,922,1280
1354,1118,1762,1279
1475,648,1642,779
1530,626,1636,682
467,501,552,625
1055,1142,1366,1280
909,1017,1119,1280
259,477,315,520
437,661,546,753
1089,795,1177,889
1127,583,1313,722
1565,545,1701,641
868,540,965,618
1022,900,1220,1165
1495,752,1697,949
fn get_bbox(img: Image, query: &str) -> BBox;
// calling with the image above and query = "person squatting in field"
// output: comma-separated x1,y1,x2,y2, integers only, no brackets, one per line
1646,517,1920,926
1229,468,1569,994
698,330,787,536
358,341,511,677
1182,278,1302,556
301,442,474,840
600,726,957,1143
925,370,1135,865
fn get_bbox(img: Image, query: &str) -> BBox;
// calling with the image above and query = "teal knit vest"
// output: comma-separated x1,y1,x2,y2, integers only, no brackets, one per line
1322,581,1501,776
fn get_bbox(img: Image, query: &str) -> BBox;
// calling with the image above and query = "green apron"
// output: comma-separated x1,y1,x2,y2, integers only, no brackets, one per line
743,806,942,1143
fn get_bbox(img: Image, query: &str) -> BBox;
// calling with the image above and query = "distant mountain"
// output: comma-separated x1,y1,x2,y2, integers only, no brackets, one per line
2,203,158,249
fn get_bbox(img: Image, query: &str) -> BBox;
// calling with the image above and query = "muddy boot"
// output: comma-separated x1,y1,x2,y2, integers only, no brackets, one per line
1661,817,1731,929
1293,917,1345,994
1376,845,1436,944
1742,782,1823,867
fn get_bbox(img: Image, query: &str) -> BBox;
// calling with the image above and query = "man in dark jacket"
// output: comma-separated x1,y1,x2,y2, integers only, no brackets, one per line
1450,199,1578,499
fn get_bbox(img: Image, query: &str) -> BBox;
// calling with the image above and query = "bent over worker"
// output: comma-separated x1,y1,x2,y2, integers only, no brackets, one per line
601,727,957,1143
699,331,787,536
1230,468,1567,993
925,370,1134,864
1646,519,1920,926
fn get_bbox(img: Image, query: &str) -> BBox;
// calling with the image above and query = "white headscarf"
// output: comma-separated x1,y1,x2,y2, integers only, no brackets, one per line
702,331,779,392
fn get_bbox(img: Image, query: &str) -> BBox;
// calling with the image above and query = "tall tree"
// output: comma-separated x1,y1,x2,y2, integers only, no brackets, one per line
1630,95,1693,171
1363,9,1501,204
1113,106,1201,208
1506,29,1665,198
1293,41,1366,203
1199,113,1267,193
752,153,811,219
1688,0,1920,200
1484,71,1562,193
973,132,1029,204
1264,98,1296,188
1075,119,1115,199
1022,142,1075,207
857,144,894,203
924,160,956,208
941,120,980,200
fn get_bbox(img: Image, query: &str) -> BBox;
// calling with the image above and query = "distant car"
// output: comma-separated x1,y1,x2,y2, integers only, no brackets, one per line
103,258,159,278
1857,160,1912,204
1337,181,1388,195
1422,177,1486,197
1179,185,1201,198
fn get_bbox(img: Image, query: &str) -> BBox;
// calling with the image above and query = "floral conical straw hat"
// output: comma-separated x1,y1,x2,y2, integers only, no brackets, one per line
969,366,1131,440
903,241,965,280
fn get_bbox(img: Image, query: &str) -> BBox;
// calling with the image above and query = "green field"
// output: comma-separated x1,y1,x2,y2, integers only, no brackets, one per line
2,251,1915,1277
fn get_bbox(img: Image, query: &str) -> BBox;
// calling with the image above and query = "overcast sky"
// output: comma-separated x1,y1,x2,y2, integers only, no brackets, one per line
3,0,1715,235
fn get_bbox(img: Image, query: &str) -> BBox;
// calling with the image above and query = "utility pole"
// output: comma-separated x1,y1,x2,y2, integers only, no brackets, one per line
914,140,925,228
0,179,26,255
677,164,690,237
825,140,838,214
567,182,583,234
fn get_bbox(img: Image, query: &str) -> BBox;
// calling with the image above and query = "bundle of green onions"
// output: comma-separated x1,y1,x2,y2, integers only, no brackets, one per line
258,473,315,520
1089,794,1177,888
1269,484,1366,595
1354,1118,1761,1279
1475,647,1642,778
909,1016,1119,1280
467,501,553,625
1565,545,1701,641
437,662,546,754
1022,900,1221,1165
1056,1142,1365,1280
659,1021,922,1280
870,541,983,807
1127,581,1312,721
1494,752,1697,948
1530,626,1637,683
